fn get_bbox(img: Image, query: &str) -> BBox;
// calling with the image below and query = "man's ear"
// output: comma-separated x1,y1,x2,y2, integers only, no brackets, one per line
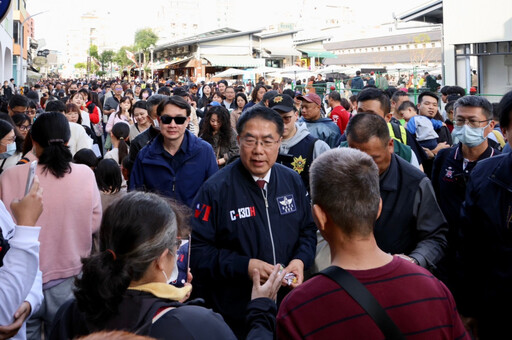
376,198,383,220
384,113,393,122
312,204,328,231
387,138,394,154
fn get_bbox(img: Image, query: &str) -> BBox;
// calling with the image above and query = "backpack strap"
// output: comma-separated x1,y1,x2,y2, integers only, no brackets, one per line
491,130,506,148
314,266,405,340
388,123,407,145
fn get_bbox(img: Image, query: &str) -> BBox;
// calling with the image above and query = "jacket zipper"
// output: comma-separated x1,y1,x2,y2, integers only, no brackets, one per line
261,188,276,265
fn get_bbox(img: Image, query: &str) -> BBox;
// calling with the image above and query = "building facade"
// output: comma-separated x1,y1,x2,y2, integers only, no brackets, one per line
0,5,13,84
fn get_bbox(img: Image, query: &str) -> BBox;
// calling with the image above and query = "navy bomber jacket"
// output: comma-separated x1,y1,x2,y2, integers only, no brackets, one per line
190,159,317,333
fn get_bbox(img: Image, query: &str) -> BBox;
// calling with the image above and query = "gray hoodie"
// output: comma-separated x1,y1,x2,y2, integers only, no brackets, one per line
280,123,330,159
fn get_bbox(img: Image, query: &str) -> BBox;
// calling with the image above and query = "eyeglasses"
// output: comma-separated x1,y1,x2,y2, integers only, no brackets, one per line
240,137,280,149
454,118,490,128
17,124,32,131
160,115,187,125
12,110,29,115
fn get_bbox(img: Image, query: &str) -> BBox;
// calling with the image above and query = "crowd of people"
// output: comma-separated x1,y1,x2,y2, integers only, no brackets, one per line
0,72,511,340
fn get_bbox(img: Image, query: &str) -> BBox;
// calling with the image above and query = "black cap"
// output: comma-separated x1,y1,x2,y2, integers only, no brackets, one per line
172,87,188,97
269,94,294,113
190,83,198,88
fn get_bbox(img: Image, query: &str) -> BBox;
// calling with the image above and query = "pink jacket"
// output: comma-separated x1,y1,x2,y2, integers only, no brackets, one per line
0,163,102,284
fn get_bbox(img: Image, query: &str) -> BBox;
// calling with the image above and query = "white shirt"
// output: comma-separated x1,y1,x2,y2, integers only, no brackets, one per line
251,169,272,191
0,200,42,340
68,122,93,156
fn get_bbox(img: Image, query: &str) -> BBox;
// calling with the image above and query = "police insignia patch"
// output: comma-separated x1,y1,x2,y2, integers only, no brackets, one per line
273,96,283,103
277,195,296,215
291,156,306,174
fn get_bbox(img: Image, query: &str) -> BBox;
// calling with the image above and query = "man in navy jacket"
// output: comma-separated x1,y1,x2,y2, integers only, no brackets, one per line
129,96,217,206
190,106,317,339
458,90,512,339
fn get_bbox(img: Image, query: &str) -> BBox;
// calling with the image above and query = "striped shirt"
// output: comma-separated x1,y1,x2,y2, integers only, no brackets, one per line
277,257,468,339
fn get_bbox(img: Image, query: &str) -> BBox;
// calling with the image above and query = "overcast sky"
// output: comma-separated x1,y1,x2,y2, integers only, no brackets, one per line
28,0,428,52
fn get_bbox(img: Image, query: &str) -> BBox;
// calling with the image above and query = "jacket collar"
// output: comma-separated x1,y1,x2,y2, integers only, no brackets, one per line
489,152,512,191
151,130,191,157
128,282,191,302
379,154,399,192
454,142,496,162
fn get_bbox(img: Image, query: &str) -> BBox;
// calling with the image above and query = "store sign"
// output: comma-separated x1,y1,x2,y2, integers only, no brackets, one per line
0,0,12,23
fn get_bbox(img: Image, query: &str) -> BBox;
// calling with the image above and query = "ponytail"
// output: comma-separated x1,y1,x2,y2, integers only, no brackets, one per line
31,112,72,178
111,122,130,165
75,250,131,326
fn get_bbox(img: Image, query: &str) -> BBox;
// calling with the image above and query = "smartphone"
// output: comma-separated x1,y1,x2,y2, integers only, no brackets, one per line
171,235,191,288
24,161,38,196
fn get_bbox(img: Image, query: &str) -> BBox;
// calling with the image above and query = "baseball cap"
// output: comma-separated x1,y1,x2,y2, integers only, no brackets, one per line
269,94,294,113
297,93,321,106
190,83,198,88
172,87,188,97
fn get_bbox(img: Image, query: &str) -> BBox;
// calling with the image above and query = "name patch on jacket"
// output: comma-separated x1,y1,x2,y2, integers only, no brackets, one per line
230,206,256,221
277,195,296,215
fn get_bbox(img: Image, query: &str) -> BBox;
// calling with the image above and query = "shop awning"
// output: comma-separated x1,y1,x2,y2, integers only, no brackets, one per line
298,50,337,58
202,55,265,68
166,57,194,68
267,47,301,57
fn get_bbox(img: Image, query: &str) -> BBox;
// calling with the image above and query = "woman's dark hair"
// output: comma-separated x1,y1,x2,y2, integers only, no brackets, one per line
131,100,147,121
234,92,248,109
73,148,99,169
0,118,13,140
111,122,130,165
116,96,133,119
74,192,188,326
95,159,122,194
212,90,224,101
12,113,31,151
78,88,89,100
0,113,23,152
124,89,134,98
90,91,103,111
250,84,267,103
66,103,83,125
11,113,30,129
139,88,151,100
31,112,72,178
199,106,233,150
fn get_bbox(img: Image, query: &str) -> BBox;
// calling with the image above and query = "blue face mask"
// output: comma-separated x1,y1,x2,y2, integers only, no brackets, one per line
452,123,488,148
0,142,16,159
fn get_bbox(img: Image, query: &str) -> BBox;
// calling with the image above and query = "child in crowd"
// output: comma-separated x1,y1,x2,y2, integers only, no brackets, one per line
399,101,442,150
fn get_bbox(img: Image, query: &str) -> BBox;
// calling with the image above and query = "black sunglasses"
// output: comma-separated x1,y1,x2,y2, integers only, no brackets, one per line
160,115,187,125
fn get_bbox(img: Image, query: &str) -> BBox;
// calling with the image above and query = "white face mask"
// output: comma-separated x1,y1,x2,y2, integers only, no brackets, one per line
162,258,179,284
153,119,159,128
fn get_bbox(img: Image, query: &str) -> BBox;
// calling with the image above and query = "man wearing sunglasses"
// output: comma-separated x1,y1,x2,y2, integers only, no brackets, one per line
129,95,218,206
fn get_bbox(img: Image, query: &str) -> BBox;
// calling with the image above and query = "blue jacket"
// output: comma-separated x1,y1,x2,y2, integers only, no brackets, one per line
458,152,512,318
351,76,364,89
129,130,218,206
299,118,341,148
190,159,317,337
